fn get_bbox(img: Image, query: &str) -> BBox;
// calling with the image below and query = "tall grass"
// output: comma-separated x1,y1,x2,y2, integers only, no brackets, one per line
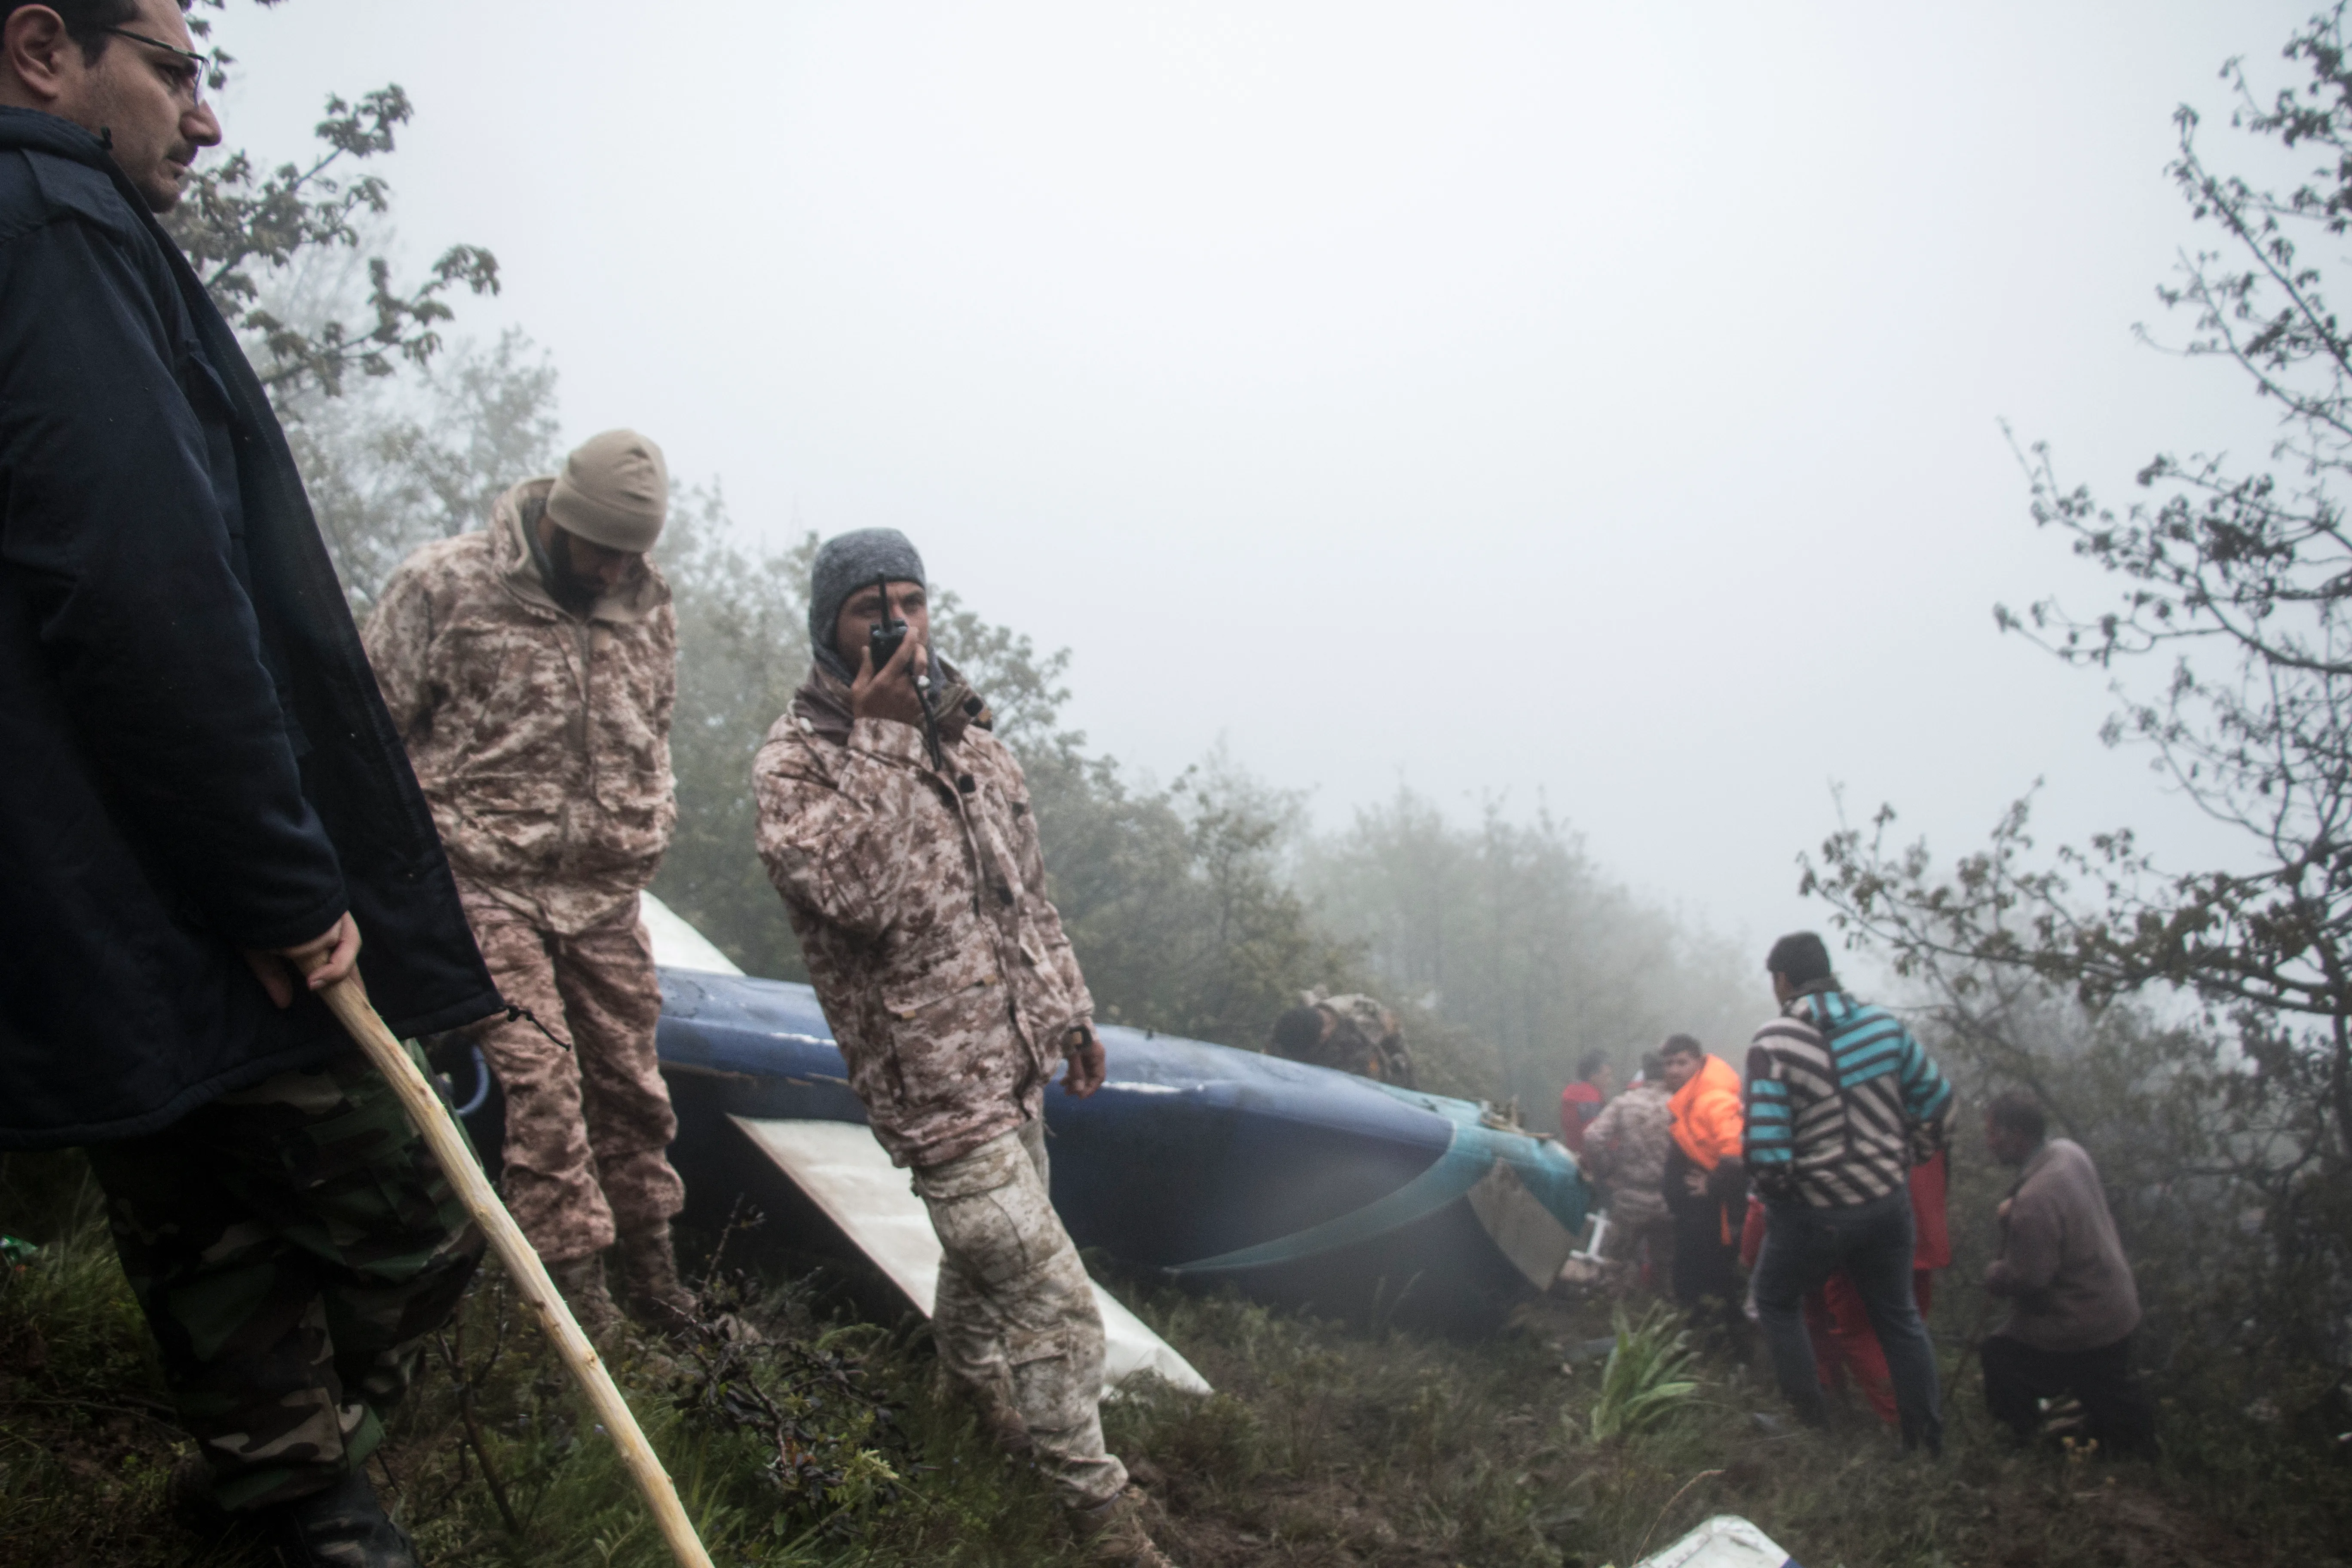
9,1149,2352,1567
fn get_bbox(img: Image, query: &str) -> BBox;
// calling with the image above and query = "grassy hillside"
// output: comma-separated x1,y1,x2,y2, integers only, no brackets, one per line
5,1147,2347,1568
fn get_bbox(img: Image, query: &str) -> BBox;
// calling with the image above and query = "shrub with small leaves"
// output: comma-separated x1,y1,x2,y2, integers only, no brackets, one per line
671,1273,912,1537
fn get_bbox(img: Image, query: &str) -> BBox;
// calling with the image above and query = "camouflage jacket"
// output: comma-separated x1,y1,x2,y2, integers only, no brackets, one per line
362,480,677,935
1284,991,1417,1088
753,665,1093,1168
1580,1081,1672,1226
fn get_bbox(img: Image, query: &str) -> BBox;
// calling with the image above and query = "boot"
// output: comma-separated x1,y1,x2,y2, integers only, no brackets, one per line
260,1467,419,1568
614,1222,699,1338
1072,1484,1178,1568
547,1253,626,1347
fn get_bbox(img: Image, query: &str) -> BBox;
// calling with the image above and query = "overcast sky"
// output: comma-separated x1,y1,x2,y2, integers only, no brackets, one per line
213,0,2313,953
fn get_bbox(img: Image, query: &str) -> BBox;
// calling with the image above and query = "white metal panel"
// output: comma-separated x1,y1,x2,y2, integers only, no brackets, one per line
640,891,745,975
1464,1157,1578,1289
1634,1515,1799,1568
730,1116,1212,1398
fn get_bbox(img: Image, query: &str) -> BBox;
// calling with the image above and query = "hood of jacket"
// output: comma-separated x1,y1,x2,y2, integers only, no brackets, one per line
1780,977,1850,1028
489,477,669,625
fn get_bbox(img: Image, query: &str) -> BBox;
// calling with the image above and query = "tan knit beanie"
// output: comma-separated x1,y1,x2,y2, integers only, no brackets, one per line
545,429,669,552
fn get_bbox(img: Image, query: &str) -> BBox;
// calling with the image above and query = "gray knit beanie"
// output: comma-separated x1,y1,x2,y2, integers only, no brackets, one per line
546,429,669,553
809,528,926,675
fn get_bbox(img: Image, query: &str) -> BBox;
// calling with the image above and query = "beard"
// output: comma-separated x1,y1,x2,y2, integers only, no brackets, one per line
544,544,604,616
526,513,606,616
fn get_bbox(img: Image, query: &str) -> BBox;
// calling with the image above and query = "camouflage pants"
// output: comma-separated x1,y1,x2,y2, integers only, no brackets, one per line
85,1047,483,1510
913,1121,1127,1509
466,893,683,1263
1606,1213,1679,1292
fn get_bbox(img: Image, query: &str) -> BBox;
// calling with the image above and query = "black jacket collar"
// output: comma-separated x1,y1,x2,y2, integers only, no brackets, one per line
0,105,177,248
0,104,116,165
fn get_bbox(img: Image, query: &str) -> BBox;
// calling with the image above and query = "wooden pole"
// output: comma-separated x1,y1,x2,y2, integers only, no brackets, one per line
318,977,717,1568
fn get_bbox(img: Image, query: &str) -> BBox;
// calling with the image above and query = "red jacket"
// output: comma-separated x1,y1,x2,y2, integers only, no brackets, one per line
1910,1148,1950,1270
1559,1081,1605,1155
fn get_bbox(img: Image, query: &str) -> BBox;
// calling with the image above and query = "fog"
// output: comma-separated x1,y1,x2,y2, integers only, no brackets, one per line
212,0,2305,948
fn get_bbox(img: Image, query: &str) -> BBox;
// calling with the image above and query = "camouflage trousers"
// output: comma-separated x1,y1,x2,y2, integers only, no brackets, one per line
466,891,683,1264
85,1046,483,1510
913,1120,1127,1509
1606,1213,1679,1292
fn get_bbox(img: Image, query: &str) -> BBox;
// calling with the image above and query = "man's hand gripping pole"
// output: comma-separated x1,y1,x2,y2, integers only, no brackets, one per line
314,973,717,1568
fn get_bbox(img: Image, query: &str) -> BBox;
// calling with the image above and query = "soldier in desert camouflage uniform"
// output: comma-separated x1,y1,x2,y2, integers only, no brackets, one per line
753,530,1175,1568
364,430,694,1340
1579,1052,1677,1289
1269,989,1417,1087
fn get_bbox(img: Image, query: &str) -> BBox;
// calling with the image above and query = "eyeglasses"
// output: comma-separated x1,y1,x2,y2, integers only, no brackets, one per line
104,26,211,105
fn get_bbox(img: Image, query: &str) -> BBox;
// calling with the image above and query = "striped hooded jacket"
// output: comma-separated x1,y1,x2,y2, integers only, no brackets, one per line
1743,984,1951,1208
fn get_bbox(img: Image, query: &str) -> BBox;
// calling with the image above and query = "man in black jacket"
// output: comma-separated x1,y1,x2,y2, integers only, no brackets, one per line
0,4,501,1562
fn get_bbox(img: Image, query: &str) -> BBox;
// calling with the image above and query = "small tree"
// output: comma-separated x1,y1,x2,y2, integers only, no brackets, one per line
160,2,512,611
1978,8,2352,1143
163,3,503,404
1807,7,2352,1388
165,34,499,397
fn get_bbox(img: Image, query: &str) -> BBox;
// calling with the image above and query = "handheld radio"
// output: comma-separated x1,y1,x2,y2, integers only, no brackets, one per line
866,574,907,674
864,574,946,771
